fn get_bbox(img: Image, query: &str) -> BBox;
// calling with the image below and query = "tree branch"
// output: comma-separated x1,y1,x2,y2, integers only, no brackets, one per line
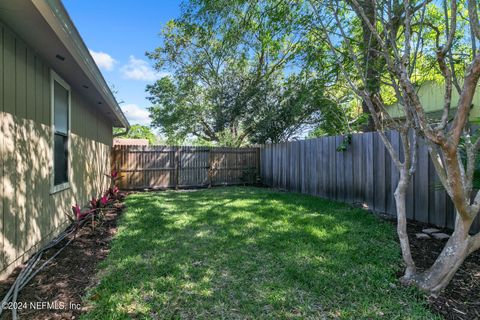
449,53,480,145
427,143,449,193
441,0,457,56
435,49,454,130
468,0,480,41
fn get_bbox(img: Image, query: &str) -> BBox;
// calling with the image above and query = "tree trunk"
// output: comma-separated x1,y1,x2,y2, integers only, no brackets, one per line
395,168,417,278
411,216,473,295
359,0,381,132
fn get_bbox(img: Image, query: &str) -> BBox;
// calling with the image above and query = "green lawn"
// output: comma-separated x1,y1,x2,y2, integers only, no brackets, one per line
82,187,436,319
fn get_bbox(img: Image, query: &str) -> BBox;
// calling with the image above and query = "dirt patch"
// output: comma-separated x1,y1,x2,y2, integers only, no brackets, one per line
0,198,125,320
400,220,480,320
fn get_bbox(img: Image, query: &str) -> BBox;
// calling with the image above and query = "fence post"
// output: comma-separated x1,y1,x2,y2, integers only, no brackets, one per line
111,146,117,173
174,147,180,189
208,148,213,187
111,146,117,188
256,147,260,184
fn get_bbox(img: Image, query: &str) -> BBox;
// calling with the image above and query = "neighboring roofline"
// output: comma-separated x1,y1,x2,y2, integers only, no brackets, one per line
113,138,150,146
387,106,458,121
31,0,130,129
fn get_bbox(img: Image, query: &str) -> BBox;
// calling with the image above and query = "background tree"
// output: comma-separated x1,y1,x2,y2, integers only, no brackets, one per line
113,124,158,145
310,0,480,294
147,0,359,146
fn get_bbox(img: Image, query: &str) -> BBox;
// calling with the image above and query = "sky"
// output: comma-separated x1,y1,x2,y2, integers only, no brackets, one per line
63,0,182,127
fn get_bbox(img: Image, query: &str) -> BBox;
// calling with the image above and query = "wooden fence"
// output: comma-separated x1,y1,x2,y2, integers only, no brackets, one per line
112,146,260,189
260,131,480,233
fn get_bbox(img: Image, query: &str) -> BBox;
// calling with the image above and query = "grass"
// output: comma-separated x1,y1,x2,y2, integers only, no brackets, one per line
82,187,436,319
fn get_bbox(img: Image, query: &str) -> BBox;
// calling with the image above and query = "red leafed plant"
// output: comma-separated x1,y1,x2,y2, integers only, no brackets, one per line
110,170,119,180
71,204,95,221
107,170,121,187
104,185,120,200
100,195,109,207
90,197,99,209
90,195,110,209
70,170,123,228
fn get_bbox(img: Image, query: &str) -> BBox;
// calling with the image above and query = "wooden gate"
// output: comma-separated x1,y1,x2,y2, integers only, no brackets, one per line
112,145,260,189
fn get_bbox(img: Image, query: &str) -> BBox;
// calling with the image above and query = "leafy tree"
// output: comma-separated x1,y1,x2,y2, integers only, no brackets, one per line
113,124,158,145
147,0,353,145
312,0,480,294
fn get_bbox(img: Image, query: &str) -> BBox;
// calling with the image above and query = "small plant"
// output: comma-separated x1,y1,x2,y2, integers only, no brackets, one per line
90,195,109,210
336,134,352,152
104,186,120,200
101,195,109,207
107,170,121,188
71,204,95,221
70,170,124,229
90,197,100,209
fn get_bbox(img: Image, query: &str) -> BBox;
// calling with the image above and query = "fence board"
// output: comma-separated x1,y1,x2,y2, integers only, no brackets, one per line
327,137,335,199
281,142,287,190
365,133,374,209
335,136,345,202
389,131,400,215
415,141,430,223
310,139,318,195
315,139,322,197
384,132,393,213
344,137,354,204
405,131,415,220
352,134,363,204
374,134,386,213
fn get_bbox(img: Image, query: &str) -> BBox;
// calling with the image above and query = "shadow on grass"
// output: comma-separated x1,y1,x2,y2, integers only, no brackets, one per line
82,187,436,319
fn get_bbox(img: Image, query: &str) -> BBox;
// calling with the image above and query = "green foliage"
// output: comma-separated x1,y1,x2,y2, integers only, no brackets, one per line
146,0,477,144
113,124,158,145
146,0,358,146
336,134,352,152
83,187,436,319
306,0,473,113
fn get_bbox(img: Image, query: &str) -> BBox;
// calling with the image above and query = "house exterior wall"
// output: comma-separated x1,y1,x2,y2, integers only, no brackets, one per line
388,81,480,120
0,22,113,278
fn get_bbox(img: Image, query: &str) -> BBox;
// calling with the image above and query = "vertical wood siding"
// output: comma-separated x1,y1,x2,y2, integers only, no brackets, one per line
0,23,113,277
260,133,480,234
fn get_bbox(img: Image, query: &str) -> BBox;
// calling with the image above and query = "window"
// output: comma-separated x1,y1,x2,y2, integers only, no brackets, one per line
51,71,70,193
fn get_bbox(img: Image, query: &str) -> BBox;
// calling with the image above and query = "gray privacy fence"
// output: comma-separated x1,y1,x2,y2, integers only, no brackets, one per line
260,131,480,233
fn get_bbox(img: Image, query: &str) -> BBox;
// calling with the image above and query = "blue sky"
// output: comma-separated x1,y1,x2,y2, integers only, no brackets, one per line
63,0,182,127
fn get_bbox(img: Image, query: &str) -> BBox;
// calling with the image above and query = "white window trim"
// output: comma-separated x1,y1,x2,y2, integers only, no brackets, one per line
50,70,72,194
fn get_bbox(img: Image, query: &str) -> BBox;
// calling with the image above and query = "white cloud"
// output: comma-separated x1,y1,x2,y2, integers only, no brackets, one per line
89,49,116,71
120,55,167,81
121,104,151,125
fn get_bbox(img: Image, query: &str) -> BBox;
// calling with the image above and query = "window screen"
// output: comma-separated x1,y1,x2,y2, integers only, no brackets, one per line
53,80,69,185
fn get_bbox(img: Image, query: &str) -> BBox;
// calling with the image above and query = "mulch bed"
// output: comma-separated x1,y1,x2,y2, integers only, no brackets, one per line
400,220,480,320
0,196,125,320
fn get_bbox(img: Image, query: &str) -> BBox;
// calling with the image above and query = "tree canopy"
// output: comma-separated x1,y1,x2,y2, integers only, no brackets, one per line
146,0,475,146
309,0,480,295
113,124,158,145
147,0,365,146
